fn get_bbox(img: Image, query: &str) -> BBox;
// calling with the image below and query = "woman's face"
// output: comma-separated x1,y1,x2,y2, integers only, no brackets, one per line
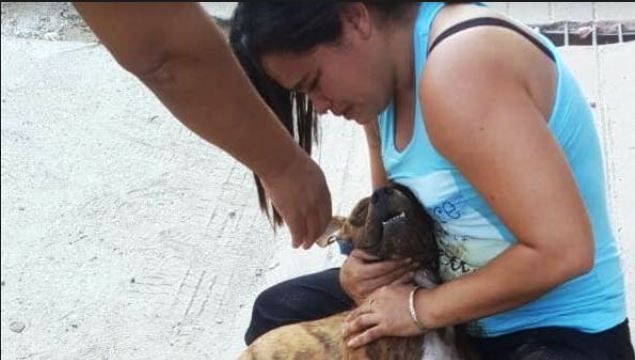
261,6,394,125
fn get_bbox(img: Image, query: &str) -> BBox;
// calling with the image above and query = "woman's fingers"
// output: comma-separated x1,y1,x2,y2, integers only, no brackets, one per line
391,268,416,285
364,265,409,290
347,325,385,348
302,215,318,250
341,249,416,304
260,150,332,249
360,258,412,280
288,213,307,249
349,249,381,262
349,249,414,279
344,284,422,348
343,313,380,338
344,300,387,347
301,183,332,249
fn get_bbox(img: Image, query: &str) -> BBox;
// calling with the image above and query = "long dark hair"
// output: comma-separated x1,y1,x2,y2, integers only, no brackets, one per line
229,2,412,227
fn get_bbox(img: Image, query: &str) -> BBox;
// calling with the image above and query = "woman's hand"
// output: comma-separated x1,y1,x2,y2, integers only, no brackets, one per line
343,284,427,348
260,150,332,250
339,249,417,306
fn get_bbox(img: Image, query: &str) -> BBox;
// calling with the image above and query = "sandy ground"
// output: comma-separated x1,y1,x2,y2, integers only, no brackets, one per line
1,3,634,359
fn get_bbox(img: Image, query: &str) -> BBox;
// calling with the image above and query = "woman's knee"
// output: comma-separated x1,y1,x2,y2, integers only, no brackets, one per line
253,280,307,317
244,281,309,345
244,269,351,345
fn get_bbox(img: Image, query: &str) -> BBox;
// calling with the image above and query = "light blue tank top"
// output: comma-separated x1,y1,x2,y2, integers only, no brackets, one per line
378,3,626,337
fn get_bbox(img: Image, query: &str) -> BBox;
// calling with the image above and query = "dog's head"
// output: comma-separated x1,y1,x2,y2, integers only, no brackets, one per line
319,183,437,269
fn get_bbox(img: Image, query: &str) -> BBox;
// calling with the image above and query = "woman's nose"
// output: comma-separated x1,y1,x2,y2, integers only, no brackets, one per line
371,187,394,204
309,93,330,115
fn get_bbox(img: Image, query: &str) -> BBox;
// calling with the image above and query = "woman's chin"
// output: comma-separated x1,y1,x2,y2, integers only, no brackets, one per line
351,114,376,125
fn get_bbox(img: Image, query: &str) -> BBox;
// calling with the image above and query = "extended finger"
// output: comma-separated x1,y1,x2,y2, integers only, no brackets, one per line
350,249,381,262
302,200,330,250
347,325,385,348
288,213,307,249
343,313,380,338
361,258,412,279
364,265,412,291
313,202,332,248
345,303,370,323
318,186,332,235
391,268,416,285
302,216,317,249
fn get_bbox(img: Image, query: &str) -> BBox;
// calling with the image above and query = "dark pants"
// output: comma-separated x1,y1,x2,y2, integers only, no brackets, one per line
244,268,353,345
244,268,635,360
471,320,635,360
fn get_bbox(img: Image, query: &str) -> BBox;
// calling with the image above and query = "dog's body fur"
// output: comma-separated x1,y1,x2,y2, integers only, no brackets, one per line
239,185,476,360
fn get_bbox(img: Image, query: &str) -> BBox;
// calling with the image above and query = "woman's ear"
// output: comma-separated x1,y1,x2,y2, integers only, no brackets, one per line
339,3,372,41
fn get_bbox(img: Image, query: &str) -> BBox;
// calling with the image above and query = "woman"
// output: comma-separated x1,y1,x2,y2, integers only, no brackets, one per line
230,2,634,358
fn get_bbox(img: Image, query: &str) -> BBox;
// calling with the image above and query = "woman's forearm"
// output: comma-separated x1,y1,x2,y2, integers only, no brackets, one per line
417,242,592,329
135,30,304,180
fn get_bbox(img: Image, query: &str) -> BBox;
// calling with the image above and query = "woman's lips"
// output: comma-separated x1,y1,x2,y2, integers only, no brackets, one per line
330,104,352,119
342,106,353,119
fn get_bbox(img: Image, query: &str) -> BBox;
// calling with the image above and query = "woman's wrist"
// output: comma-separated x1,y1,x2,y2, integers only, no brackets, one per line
408,286,428,333
257,142,307,184
413,287,440,331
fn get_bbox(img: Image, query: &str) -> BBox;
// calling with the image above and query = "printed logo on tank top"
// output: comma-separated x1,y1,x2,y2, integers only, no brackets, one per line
433,224,509,282
431,192,466,223
398,172,511,282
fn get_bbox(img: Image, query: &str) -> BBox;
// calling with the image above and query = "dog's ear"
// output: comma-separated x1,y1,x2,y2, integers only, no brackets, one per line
316,216,347,247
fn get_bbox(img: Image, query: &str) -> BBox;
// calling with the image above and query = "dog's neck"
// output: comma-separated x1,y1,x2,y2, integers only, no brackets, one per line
414,268,439,289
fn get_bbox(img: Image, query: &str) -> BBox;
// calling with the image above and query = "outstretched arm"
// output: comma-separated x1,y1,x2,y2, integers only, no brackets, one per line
73,3,332,248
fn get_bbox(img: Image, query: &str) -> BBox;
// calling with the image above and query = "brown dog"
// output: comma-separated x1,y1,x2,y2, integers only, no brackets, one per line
239,184,475,360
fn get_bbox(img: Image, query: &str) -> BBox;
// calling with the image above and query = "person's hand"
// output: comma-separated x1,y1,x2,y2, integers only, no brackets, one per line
259,150,332,249
343,284,427,348
339,249,417,306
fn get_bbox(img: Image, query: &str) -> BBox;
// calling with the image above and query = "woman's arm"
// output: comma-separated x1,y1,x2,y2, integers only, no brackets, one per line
72,3,331,248
415,26,594,329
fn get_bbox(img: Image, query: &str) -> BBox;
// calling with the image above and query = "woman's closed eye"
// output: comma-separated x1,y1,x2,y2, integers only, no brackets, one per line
306,70,321,94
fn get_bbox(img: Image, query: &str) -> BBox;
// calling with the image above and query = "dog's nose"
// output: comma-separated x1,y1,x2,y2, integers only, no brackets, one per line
371,187,393,204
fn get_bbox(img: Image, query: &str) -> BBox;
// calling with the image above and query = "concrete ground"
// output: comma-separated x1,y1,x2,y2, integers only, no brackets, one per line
1,3,634,359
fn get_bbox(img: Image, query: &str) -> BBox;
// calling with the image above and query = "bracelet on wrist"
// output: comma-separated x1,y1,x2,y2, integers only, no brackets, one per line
408,286,428,333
